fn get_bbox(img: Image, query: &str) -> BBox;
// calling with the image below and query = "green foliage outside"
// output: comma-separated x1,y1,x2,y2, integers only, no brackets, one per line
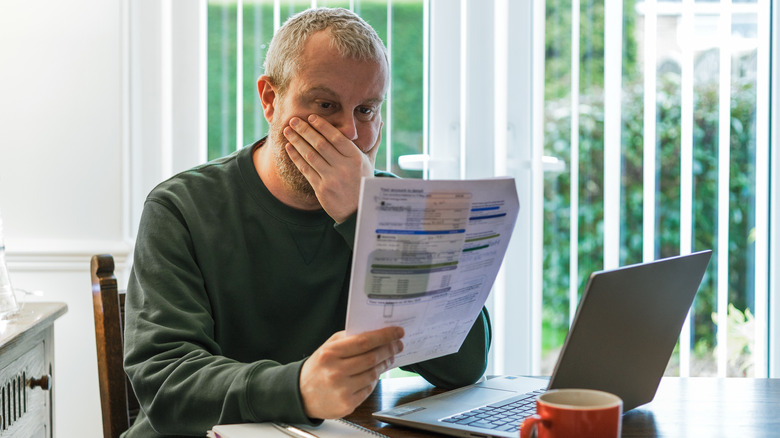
207,0,424,179
543,0,759,376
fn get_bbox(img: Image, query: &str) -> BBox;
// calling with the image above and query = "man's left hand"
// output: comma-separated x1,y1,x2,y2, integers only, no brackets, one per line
284,114,381,223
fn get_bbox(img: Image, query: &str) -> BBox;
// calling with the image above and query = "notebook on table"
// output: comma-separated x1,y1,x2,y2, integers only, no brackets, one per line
211,418,388,438
373,250,712,438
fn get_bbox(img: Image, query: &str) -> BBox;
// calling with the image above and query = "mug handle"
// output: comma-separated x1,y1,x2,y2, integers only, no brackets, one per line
520,414,545,438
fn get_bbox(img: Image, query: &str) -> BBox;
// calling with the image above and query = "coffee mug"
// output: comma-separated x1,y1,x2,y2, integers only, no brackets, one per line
519,388,622,438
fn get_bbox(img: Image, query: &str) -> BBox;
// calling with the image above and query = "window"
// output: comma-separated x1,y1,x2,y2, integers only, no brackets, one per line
542,0,771,377
130,0,777,378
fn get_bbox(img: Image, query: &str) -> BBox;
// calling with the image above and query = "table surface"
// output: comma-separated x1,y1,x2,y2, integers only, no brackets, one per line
345,375,780,437
0,301,68,348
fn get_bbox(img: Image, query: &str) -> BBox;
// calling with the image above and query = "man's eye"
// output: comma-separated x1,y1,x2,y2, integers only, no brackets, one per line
319,102,333,109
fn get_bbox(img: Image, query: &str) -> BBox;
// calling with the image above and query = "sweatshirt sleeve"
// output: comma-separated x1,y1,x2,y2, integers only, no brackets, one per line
123,199,316,436
401,307,492,389
333,213,357,248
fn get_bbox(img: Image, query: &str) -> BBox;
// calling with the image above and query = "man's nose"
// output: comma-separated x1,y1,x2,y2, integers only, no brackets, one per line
328,111,358,141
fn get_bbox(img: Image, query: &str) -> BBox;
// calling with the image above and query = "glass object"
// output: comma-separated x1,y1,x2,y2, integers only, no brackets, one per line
0,208,19,318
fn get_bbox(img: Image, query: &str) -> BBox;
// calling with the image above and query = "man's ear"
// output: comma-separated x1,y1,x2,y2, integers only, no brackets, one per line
257,75,277,122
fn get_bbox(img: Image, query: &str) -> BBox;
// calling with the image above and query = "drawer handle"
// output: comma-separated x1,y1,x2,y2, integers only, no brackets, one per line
28,375,51,391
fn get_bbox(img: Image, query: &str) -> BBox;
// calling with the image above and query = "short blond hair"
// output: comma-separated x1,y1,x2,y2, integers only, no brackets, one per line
263,7,388,94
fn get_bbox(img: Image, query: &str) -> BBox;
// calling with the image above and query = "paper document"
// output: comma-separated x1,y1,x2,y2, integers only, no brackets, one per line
345,177,519,368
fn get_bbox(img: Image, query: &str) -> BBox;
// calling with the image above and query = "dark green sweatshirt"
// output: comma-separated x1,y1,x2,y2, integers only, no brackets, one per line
122,139,491,437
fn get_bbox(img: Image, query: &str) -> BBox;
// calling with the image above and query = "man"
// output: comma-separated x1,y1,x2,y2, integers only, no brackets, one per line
123,7,491,437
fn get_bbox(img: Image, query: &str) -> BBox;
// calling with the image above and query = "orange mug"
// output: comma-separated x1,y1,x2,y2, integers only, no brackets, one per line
520,389,622,438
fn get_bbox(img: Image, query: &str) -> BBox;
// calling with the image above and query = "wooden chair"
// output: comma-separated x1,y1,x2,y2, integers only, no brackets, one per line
91,254,140,438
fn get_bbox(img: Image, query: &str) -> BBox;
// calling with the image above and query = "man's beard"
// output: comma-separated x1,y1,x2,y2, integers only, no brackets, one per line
269,119,317,200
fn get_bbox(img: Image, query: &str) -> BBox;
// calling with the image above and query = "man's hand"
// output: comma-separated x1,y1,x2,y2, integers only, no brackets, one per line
299,326,404,419
283,114,381,223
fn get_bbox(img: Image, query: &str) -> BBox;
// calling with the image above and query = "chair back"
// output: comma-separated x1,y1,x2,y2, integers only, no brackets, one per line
91,254,140,438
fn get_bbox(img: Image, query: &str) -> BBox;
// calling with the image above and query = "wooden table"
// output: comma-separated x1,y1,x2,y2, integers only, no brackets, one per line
345,376,780,437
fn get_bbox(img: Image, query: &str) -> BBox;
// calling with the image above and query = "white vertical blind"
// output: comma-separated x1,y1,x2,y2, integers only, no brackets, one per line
422,0,430,177
198,0,208,165
492,0,508,374
679,0,695,377
603,0,622,271
771,0,780,379
716,1,732,378
161,0,174,178
122,0,132,242
642,0,657,264
753,0,770,379
236,0,244,151
428,0,460,180
458,0,467,179
461,0,495,180
494,0,507,178
569,0,580,325
530,0,546,375
495,0,540,376
273,1,280,33
385,1,393,170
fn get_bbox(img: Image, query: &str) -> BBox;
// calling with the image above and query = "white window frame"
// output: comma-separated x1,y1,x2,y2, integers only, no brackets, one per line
770,0,780,379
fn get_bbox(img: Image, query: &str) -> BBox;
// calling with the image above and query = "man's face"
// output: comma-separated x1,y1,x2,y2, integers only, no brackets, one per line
267,31,389,197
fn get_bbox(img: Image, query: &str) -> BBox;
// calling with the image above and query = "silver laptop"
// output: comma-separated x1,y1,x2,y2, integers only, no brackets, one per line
374,250,712,438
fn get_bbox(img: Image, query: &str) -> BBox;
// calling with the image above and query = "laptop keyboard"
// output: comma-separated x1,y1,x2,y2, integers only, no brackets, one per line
439,389,546,433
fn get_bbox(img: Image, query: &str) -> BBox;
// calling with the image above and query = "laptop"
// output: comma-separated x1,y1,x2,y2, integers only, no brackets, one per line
373,250,713,438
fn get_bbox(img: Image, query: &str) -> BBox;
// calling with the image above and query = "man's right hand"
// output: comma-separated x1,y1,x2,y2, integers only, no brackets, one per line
299,326,405,419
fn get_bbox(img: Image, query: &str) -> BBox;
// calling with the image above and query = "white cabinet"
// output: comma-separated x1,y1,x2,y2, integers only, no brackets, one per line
0,303,67,437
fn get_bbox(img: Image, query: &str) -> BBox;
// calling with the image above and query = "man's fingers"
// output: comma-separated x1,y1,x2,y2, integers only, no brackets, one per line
287,116,342,162
334,326,404,358
284,124,331,171
282,114,381,223
305,114,364,156
338,339,402,378
285,143,323,186
299,328,403,420
341,359,392,406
